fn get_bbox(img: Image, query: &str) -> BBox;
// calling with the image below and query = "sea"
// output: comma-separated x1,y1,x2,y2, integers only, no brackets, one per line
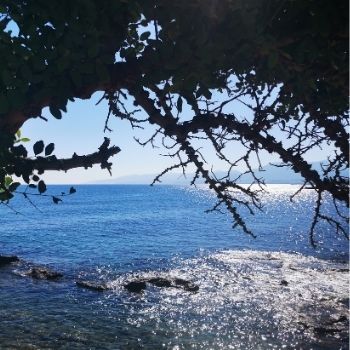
0,184,348,349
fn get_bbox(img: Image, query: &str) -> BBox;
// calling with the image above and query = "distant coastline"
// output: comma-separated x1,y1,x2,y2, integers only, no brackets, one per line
89,161,344,185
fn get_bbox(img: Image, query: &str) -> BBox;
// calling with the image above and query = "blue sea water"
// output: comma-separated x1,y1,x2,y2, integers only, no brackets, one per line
0,185,348,349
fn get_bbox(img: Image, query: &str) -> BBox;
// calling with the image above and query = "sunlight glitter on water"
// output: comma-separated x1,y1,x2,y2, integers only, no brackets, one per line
88,250,349,349
0,185,348,349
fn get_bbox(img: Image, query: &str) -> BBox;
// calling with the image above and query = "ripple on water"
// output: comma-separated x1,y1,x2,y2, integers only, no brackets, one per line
25,250,344,349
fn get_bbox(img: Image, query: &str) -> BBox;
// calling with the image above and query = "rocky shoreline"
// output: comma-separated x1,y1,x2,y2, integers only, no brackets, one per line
0,254,199,293
1,251,348,347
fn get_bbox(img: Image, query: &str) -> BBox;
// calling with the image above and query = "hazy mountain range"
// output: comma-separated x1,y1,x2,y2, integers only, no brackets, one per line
92,162,344,185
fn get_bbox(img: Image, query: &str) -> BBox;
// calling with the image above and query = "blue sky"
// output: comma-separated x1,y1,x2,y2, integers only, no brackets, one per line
21,91,328,184
21,92,180,184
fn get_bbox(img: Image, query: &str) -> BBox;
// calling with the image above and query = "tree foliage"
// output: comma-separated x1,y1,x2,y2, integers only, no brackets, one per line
0,0,348,245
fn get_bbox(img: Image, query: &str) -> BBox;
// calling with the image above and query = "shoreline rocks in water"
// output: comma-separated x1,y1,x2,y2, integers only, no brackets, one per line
124,280,147,293
299,313,349,337
25,267,63,280
124,277,199,293
0,255,19,266
76,280,109,292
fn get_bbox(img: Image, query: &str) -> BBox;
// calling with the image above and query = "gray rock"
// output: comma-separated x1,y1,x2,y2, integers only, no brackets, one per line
124,277,199,293
26,267,63,280
124,280,147,293
173,278,199,292
0,255,19,266
148,277,172,288
76,280,108,292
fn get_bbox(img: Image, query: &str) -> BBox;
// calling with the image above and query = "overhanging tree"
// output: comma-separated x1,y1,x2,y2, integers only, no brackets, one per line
0,0,348,245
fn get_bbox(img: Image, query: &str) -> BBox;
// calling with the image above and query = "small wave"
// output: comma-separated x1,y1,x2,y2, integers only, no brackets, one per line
77,249,348,349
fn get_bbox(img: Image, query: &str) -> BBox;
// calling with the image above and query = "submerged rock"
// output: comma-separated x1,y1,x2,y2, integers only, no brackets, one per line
76,280,109,292
0,255,19,266
26,267,63,280
297,312,348,338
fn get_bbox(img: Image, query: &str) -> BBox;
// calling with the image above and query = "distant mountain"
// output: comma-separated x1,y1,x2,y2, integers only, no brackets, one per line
94,172,191,185
93,170,240,185
237,164,303,184
236,161,347,184
92,161,346,185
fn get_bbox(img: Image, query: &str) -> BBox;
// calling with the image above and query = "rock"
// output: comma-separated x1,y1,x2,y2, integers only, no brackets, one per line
314,326,343,335
124,280,147,293
339,298,349,307
330,315,348,324
26,267,63,280
0,255,19,266
280,280,289,286
173,278,199,292
124,277,199,293
148,277,172,288
297,321,309,329
76,280,108,292
173,278,189,286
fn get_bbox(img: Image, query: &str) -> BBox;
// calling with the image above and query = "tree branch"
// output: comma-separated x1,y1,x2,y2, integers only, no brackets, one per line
24,138,120,174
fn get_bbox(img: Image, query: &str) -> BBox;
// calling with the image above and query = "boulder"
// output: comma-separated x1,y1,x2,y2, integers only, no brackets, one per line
173,278,199,292
76,280,108,292
0,255,19,266
148,277,172,288
26,267,63,280
124,277,199,293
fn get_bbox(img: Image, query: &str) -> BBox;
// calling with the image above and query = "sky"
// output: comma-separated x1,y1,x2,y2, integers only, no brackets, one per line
20,91,329,184
21,92,180,184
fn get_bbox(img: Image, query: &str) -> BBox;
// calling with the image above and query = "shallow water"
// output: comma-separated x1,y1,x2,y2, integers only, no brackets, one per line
0,185,348,349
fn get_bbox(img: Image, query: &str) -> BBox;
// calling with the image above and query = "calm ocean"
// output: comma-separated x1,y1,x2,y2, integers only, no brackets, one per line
0,185,348,349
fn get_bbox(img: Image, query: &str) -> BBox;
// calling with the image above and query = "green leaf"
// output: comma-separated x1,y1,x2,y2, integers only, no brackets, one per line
22,174,30,184
140,31,150,41
176,96,183,113
16,129,21,139
38,180,47,194
4,176,12,187
45,143,55,156
20,137,30,142
49,106,62,119
33,140,44,155
12,145,28,157
196,86,212,99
